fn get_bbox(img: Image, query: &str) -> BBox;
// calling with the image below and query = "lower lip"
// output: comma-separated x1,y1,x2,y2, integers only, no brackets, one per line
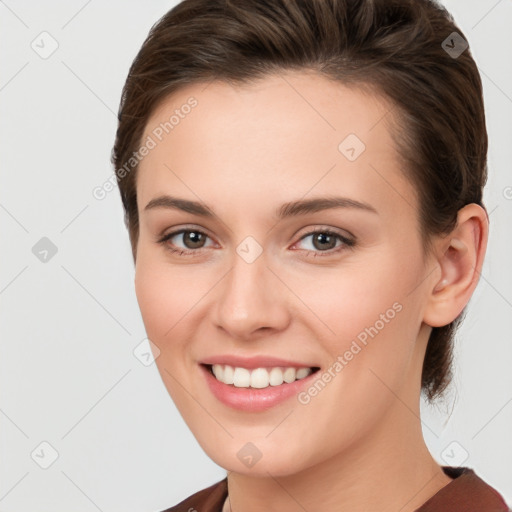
200,364,319,412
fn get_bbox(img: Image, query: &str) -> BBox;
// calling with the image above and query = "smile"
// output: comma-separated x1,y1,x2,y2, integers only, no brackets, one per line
209,364,318,388
200,363,321,412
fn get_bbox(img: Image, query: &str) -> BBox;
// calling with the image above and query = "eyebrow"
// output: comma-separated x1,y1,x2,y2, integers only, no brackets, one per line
143,194,378,218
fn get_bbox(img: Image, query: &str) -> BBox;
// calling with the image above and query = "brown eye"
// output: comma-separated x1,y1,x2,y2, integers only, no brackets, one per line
311,232,338,251
294,228,355,258
180,230,207,249
157,228,214,255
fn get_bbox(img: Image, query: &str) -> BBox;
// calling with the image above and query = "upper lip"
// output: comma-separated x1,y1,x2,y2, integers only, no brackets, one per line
200,355,319,369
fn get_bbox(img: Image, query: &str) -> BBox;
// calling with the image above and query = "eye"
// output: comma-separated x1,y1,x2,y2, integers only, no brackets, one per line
293,228,355,257
157,228,214,255
156,226,355,258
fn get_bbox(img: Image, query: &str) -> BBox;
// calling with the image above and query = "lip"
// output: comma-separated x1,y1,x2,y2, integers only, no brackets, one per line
200,363,320,412
199,354,319,369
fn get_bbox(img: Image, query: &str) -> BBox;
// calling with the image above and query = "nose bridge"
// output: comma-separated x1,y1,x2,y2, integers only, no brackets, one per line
213,240,289,338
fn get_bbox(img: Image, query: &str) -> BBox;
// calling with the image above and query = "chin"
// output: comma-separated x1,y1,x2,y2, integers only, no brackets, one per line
202,440,315,478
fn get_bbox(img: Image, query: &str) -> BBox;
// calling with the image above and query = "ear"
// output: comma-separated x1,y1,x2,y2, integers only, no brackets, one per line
423,203,489,328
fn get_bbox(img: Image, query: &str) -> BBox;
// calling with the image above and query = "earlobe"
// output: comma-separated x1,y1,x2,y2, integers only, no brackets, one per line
423,204,488,328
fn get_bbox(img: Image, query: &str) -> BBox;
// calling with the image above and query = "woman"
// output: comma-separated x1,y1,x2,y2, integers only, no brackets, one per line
111,0,510,510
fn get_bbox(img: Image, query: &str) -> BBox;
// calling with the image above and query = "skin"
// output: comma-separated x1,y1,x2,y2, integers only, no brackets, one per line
133,70,488,512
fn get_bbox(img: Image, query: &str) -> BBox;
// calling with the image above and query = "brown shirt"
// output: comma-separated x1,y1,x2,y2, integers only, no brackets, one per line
161,466,510,512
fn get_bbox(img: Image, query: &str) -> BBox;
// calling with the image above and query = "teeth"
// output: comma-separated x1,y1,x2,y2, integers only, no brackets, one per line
296,367,311,379
283,367,296,383
250,368,268,389
269,367,284,386
233,367,251,387
223,365,234,384
210,364,314,388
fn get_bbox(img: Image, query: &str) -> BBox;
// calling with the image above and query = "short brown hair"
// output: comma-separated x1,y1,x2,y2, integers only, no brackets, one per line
111,0,488,401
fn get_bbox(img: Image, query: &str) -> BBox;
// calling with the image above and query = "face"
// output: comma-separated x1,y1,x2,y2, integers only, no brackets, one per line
134,71,435,476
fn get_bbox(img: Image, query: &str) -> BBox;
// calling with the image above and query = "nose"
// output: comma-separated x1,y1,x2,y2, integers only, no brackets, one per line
212,249,291,341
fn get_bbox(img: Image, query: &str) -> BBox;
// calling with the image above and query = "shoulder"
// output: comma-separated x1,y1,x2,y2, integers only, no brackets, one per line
158,477,228,512
416,466,510,512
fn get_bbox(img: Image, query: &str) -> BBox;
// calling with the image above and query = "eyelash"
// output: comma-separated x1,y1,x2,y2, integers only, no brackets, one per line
156,226,356,259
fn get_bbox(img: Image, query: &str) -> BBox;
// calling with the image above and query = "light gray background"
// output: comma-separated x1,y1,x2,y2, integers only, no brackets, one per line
1,1,511,511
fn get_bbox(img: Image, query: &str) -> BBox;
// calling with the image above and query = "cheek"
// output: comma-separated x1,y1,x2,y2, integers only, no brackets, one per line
134,252,184,346
286,257,423,439
297,256,413,336
296,246,425,378
134,261,167,340
134,253,216,352
134,257,206,411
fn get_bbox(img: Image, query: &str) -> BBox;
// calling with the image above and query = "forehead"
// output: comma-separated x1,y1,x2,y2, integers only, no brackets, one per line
136,71,415,221
142,71,396,156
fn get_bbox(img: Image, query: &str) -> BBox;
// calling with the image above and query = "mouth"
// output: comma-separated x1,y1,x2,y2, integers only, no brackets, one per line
202,363,321,389
199,362,321,412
